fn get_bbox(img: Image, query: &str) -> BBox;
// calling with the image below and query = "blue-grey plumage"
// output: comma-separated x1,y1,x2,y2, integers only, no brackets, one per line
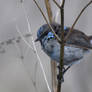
35,23,92,66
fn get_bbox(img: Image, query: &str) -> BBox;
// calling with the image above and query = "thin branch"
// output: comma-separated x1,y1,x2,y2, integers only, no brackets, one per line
60,0,65,8
51,61,57,92
53,0,60,8
33,0,61,43
45,0,53,22
44,1,57,92
57,0,65,92
64,0,92,42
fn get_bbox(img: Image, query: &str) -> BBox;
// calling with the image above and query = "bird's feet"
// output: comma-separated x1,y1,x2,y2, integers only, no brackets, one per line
57,65,71,83
57,74,64,83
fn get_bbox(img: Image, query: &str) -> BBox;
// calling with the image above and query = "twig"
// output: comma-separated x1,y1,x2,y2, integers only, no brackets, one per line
33,0,61,43
53,0,60,8
57,0,65,92
45,0,52,22
64,0,92,42
51,61,57,92
44,0,57,92
60,0,65,8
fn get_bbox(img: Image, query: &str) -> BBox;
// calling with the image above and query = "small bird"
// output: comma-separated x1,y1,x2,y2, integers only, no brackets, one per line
35,22,92,74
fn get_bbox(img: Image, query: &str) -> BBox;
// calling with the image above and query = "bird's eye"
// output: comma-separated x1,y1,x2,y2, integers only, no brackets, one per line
47,32,54,40
47,37,50,41
47,32,54,41
47,36,53,41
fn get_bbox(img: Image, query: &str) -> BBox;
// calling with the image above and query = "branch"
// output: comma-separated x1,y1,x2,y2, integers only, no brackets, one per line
57,0,65,92
53,0,60,8
44,1,57,92
53,0,65,9
45,0,52,22
33,0,61,43
53,0,65,91
64,0,92,42
60,0,65,8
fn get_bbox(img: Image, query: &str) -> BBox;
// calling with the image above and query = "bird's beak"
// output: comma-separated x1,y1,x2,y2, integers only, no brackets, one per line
35,38,39,42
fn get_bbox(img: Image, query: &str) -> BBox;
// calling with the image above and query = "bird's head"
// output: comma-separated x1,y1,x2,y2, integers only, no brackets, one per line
35,23,68,43
35,24,55,42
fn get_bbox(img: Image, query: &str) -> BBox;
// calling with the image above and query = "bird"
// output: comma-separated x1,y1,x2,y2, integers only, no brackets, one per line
35,22,92,75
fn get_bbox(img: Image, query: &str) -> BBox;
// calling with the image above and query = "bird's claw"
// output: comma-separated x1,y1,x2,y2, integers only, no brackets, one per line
57,65,71,83
57,74,64,83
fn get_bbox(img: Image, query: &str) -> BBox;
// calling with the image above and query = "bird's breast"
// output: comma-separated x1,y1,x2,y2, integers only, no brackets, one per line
41,38,86,65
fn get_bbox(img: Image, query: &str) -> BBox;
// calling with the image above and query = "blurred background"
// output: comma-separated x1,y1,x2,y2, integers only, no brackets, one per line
0,0,92,92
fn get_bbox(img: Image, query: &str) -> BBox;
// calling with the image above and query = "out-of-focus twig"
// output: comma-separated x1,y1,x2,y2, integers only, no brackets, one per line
17,3,52,92
45,0,52,22
33,0,61,43
64,0,92,42
44,0,57,92
16,25,51,92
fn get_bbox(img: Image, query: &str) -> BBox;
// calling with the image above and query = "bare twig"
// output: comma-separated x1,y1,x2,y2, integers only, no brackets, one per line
33,0,61,43
64,0,92,42
44,0,57,92
53,0,60,8
53,0,65,92
45,0,52,22
51,61,57,92
57,0,65,92
60,0,65,8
